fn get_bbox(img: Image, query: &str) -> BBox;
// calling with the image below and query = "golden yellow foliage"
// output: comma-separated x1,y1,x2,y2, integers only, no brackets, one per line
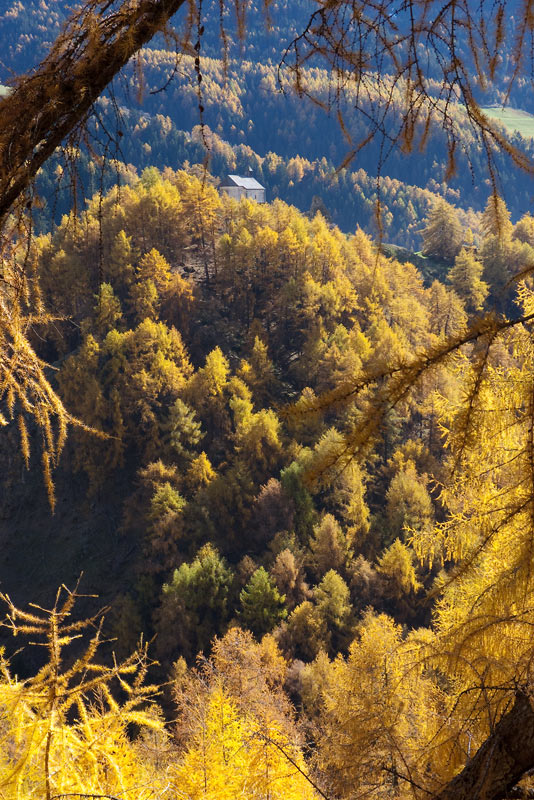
172,629,318,800
0,587,166,800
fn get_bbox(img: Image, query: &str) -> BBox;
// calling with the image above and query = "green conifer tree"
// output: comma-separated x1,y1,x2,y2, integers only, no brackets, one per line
239,567,287,637
156,544,233,661
314,569,353,653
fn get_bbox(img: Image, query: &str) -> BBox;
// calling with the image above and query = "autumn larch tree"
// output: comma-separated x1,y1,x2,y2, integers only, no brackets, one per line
421,199,464,262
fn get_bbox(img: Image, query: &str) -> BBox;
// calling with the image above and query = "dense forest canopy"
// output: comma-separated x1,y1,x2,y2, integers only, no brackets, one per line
2,164,534,798
4,2,534,800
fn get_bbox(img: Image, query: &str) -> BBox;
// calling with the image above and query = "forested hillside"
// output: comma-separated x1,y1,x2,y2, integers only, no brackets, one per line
5,1,534,798
4,0,534,241
2,169,466,627
0,0,529,88
34,116,482,249
2,163,534,798
0,0,314,74
5,164,527,623
129,51,534,213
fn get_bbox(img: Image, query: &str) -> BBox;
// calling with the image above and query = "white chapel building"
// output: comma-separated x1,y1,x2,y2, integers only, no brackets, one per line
220,173,266,203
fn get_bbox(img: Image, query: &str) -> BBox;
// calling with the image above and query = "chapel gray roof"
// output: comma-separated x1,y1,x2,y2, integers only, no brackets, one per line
222,174,265,190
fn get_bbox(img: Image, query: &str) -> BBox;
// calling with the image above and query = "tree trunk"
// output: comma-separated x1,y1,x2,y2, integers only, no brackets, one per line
0,0,188,224
436,692,534,800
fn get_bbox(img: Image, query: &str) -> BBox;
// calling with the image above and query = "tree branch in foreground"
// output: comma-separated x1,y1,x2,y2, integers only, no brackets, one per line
436,691,534,800
0,0,188,226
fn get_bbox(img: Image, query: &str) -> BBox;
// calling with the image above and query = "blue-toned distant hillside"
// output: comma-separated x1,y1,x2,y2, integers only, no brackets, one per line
0,0,315,78
0,0,529,89
3,0,534,236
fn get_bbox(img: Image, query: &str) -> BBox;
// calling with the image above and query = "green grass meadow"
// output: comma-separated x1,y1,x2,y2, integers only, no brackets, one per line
481,106,534,139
